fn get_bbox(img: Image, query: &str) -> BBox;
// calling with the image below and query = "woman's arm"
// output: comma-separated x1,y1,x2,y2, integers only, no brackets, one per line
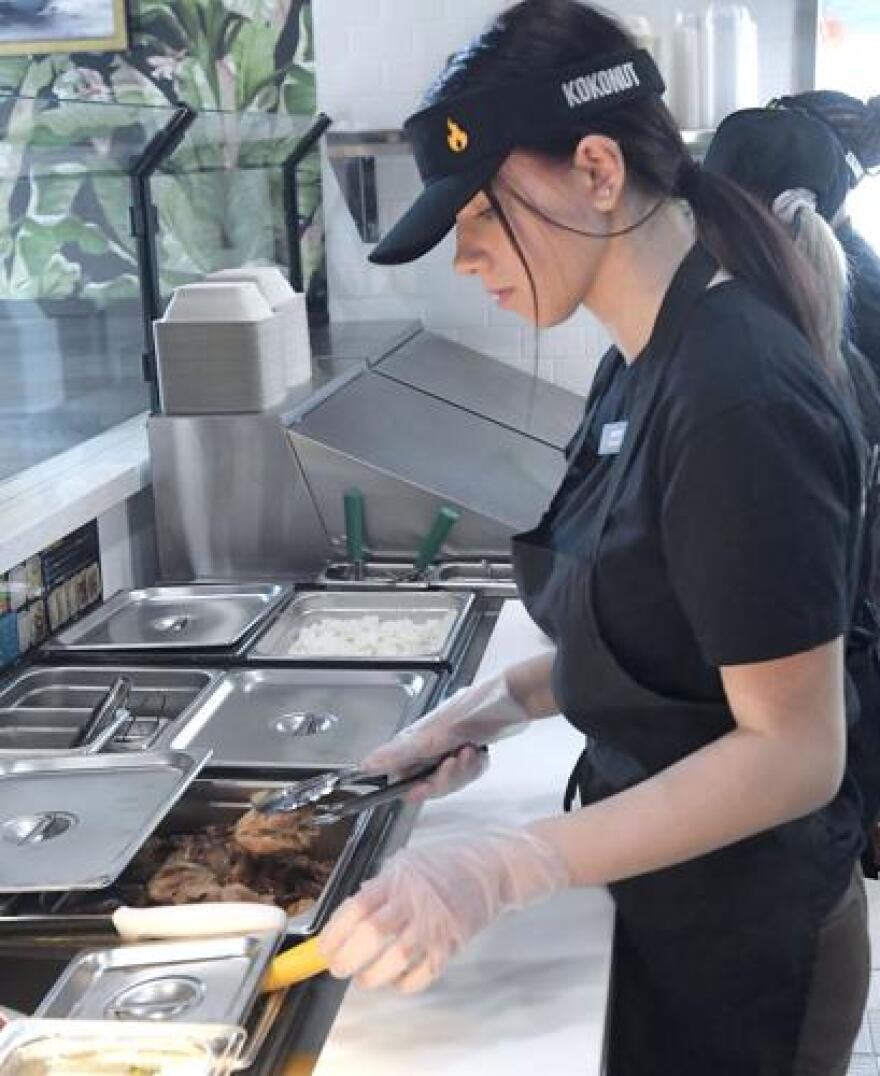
528,636,846,886
506,650,559,720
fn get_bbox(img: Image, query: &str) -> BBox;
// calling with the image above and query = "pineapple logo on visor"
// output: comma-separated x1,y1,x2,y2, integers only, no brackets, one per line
447,118,469,153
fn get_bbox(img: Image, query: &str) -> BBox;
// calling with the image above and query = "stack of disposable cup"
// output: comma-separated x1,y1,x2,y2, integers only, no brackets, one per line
153,281,286,414
705,1,758,127
671,9,707,130
208,266,312,388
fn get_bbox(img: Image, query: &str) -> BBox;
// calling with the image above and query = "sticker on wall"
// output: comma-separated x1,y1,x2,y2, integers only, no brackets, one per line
0,520,101,672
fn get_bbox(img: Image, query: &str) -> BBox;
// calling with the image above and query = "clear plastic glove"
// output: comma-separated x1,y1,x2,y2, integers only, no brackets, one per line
318,827,570,994
359,673,530,803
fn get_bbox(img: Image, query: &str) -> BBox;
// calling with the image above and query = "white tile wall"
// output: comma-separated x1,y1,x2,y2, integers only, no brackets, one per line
314,0,805,390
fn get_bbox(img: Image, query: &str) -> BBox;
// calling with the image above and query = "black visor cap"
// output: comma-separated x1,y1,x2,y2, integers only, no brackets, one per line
369,152,505,266
369,47,665,266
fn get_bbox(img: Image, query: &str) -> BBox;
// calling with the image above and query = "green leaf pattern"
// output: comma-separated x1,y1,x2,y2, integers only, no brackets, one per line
0,0,321,306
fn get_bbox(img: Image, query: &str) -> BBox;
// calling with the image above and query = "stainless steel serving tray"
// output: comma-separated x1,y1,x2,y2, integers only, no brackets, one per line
247,590,474,665
0,666,222,756
35,932,281,1026
42,584,290,653
0,774,384,941
0,750,211,893
170,667,439,771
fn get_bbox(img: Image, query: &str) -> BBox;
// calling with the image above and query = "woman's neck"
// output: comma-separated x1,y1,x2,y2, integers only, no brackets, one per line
583,198,697,363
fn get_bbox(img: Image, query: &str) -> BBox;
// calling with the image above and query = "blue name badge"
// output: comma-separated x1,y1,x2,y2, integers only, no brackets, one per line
598,421,628,456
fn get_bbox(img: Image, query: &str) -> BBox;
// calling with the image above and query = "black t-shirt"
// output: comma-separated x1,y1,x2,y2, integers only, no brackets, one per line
554,279,863,702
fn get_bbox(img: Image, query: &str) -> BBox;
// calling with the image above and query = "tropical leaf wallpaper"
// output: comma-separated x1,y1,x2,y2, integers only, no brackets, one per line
0,0,323,310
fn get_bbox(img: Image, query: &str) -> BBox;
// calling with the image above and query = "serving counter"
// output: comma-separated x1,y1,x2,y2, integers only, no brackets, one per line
0,579,618,1075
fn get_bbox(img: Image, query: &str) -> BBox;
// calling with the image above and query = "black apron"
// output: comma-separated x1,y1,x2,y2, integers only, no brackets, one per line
512,244,863,1075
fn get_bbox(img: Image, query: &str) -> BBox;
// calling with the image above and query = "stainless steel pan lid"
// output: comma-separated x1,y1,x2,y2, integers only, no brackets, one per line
35,931,282,1026
43,584,290,652
170,668,437,770
0,750,211,892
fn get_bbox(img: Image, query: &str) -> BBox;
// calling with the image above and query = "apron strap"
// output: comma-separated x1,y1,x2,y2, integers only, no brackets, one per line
588,242,719,554
561,244,719,812
563,743,590,812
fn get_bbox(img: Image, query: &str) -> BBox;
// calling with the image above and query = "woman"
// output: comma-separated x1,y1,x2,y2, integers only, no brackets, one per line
772,91,880,374
318,3,870,1073
704,105,880,876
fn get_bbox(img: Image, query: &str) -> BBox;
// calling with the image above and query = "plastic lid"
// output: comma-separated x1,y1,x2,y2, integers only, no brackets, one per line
0,1018,245,1075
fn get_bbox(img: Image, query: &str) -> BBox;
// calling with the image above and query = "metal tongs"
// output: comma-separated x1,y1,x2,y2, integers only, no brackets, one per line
70,675,133,753
252,744,488,824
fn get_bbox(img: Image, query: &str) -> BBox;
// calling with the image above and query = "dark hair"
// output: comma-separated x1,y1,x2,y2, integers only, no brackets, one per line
426,0,833,377
781,90,880,173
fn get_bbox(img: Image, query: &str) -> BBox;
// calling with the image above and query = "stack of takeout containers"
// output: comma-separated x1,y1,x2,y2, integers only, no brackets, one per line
154,263,311,414
207,266,312,390
154,279,285,414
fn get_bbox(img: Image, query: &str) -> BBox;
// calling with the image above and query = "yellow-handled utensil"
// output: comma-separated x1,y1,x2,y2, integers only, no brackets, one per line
262,936,328,992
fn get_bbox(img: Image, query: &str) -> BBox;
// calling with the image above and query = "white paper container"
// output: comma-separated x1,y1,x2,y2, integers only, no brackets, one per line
206,268,310,387
165,282,273,324
275,293,312,387
207,266,295,310
154,317,286,414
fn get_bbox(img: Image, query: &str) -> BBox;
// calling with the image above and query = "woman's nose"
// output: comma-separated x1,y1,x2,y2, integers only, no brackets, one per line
453,234,483,276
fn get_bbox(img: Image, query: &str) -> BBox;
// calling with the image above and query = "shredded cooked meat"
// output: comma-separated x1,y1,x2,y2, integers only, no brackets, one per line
233,807,320,857
123,807,333,917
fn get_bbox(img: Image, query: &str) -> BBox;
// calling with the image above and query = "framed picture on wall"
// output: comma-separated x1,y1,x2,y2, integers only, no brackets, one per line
0,0,130,57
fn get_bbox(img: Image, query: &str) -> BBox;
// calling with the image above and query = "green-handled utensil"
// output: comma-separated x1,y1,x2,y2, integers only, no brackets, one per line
344,488,366,579
410,505,460,578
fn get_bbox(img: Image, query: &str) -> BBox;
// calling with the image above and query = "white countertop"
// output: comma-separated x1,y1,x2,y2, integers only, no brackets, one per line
0,414,151,575
313,600,615,1076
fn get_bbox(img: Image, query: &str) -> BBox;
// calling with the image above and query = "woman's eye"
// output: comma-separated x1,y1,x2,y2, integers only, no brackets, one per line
477,205,496,221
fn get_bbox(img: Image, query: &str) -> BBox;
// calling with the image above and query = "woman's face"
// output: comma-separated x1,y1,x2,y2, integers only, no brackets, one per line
452,147,616,327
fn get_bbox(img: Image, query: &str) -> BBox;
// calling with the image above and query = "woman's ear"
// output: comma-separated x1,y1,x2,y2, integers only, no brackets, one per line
572,134,626,212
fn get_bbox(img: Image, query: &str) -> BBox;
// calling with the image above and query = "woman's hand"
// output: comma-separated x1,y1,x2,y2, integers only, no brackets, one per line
318,828,570,993
358,672,532,803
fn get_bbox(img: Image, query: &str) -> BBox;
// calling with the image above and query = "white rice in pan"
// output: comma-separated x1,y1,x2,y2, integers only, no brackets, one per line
289,612,456,657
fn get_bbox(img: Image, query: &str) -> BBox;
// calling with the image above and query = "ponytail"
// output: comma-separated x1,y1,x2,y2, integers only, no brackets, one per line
773,188,850,387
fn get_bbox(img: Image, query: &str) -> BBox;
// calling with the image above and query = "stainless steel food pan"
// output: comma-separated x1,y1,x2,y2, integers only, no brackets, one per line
430,560,517,595
42,584,290,653
0,773,386,941
0,666,222,756
247,589,474,665
316,562,429,589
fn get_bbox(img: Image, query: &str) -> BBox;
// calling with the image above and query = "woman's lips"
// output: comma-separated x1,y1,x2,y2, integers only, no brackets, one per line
490,287,515,308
